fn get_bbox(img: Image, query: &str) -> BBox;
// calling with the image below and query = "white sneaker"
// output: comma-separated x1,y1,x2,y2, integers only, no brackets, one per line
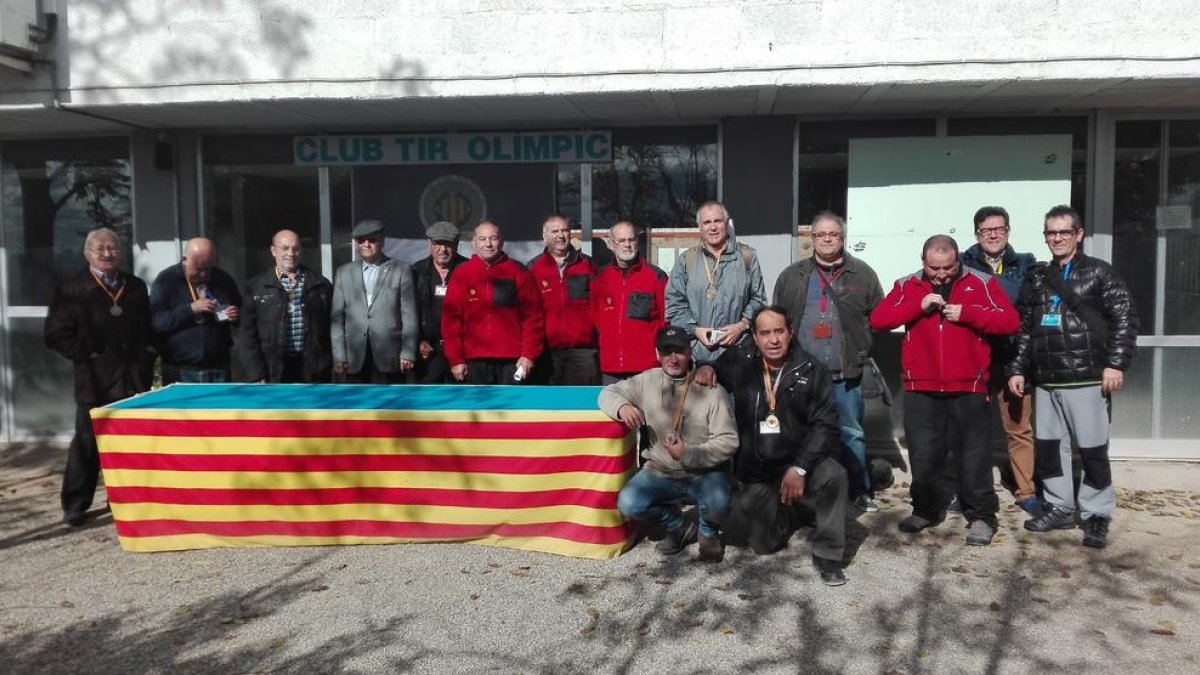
853,495,880,513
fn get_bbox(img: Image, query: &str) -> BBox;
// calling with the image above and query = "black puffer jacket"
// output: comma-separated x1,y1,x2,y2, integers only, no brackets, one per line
1007,253,1138,385
711,340,840,483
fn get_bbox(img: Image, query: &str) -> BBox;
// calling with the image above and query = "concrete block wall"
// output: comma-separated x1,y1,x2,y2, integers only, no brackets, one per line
3,0,1199,107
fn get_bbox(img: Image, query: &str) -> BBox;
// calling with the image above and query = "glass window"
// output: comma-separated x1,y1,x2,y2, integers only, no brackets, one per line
1164,120,1200,335
9,317,75,437
1,138,133,306
587,127,718,231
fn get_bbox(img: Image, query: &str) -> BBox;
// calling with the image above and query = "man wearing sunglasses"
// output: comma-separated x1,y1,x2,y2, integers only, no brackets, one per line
1008,205,1138,549
331,219,418,383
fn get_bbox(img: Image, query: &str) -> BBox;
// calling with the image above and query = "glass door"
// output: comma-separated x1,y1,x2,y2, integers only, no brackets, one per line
0,138,133,441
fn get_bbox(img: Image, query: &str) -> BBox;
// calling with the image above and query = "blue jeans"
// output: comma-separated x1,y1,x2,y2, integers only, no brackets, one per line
617,469,731,538
833,378,871,498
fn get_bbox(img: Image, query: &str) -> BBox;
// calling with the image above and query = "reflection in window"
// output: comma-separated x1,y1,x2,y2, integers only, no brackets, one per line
591,144,717,230
2,140,132,306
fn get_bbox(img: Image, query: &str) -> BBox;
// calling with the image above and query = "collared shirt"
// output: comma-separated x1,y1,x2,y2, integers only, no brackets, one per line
91,267,122,291
361,259,382,305
278,269,307,355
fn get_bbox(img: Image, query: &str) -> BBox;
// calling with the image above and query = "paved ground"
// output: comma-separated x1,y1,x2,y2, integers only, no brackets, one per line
2,443,1198,674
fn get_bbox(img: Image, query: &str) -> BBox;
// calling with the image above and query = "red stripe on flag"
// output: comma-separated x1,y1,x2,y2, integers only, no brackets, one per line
100,452,632,475
106,486,620,510
93,417,625,439
114,518,633,545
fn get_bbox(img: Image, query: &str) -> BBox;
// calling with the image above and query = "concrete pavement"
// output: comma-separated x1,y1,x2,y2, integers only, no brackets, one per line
1,442,1198,674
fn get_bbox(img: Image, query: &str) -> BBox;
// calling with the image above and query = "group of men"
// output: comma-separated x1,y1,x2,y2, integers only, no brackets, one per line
45,201,1138,581
600,202,1137,588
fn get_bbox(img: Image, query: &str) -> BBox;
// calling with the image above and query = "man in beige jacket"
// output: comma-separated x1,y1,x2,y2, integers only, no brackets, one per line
599,325,738,562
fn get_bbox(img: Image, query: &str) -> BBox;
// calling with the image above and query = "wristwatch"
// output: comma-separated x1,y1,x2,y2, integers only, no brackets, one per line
792,466,807,478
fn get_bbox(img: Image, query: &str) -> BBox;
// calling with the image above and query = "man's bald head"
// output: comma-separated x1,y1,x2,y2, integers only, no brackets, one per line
182,237,217,283
270,230,301,274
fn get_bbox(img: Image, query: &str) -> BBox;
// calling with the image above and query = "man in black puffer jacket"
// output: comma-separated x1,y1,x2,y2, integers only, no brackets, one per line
1007,205,1138,550
698,305,849,586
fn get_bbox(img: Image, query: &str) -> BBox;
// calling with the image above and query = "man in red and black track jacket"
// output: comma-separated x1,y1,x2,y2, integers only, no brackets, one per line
528,214,598,385
869,234,1018,547
591,221,668,383
441,221,544,384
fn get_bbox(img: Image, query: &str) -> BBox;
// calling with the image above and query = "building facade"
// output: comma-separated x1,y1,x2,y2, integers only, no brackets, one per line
1,1,1198,457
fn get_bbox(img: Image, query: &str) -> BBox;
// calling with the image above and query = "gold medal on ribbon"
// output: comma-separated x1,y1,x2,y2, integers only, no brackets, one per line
90,270,126,319
109,305,123,317
706,286,717,299
764,413,779,429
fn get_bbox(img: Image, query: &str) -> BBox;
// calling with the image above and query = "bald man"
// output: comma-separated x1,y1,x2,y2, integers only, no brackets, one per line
149,237,243,383
242,230,334,383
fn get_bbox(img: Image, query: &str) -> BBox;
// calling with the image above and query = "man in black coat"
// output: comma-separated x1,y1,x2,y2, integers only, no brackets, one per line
697,305,850,585
242,229,334,383
44,227,156,527
1008,205,1138,549
412,221,468,383
149,237,242,383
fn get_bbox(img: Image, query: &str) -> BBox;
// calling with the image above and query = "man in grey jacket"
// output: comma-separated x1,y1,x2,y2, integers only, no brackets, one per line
599,326,739,562
773,212,884,513
331,219,418,383
666,201,766,364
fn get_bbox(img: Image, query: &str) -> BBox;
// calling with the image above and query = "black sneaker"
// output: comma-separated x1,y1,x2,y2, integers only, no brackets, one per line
1081,516,1111,549
655,517,698,555
63,511,87,528
1024,505,1076,532
812,556,847,586
697,534,725,563
945,496,963,514
898,512,945,533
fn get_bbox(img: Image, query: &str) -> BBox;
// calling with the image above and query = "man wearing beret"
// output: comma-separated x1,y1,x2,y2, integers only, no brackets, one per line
331,219,418,383
413,221,469,383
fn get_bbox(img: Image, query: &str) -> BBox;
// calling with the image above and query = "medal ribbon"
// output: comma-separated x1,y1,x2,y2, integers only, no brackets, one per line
670,372,693,435
815,265,843,314
1049,260,1072,312
761,359,784,415
90,270,126,309
702,246,725,296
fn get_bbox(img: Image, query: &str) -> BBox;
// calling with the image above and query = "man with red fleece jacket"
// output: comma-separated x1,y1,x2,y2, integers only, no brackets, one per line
441,221,544,384
870,234,1018,546
591,221,668,383
528,214,598,385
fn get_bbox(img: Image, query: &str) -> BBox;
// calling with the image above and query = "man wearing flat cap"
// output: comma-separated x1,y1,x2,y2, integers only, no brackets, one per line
331,219,418,383
413,221,469,383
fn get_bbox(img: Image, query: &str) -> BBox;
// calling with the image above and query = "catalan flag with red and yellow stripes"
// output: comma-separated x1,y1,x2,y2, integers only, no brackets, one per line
92,384,637,559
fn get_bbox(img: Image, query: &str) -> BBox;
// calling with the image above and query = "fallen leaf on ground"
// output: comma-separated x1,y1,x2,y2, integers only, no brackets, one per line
469,594,480,601
720,626,734,635
60,601,74,608
310,585,329,593
737,593,761,601
988,601,1001,612
579,607,599,636
637,624,651,636
1150,628,1177,636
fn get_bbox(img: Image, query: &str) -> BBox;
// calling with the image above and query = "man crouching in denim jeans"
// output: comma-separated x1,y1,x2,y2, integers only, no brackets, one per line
599,326,739,562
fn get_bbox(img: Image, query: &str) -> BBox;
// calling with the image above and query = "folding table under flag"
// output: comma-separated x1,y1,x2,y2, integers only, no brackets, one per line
91,384,637,560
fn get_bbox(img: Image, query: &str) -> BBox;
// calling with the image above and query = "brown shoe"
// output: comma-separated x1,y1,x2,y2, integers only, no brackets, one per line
697,534,725,563
655,517,698,555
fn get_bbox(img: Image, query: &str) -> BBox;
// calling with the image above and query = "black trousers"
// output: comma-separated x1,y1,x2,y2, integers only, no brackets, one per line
904,391,998,526
466,358,519,385
535,348,599,385
724,457,848,561
63,403,103,517
417,352,452,384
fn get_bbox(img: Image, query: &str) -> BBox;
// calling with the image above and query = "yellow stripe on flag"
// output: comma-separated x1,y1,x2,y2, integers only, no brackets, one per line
114,533,632,558
101,469,632,492
112,502,625,527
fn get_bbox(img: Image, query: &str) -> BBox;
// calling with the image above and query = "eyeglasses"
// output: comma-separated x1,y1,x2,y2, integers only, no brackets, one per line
610,237,637,246
355,236,380,244
1043,228,1078,240
811,232,842,241
976,226,1010,236
88,246,119,254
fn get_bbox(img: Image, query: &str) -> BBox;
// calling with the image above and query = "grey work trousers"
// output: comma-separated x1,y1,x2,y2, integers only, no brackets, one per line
1035,385,1115,519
